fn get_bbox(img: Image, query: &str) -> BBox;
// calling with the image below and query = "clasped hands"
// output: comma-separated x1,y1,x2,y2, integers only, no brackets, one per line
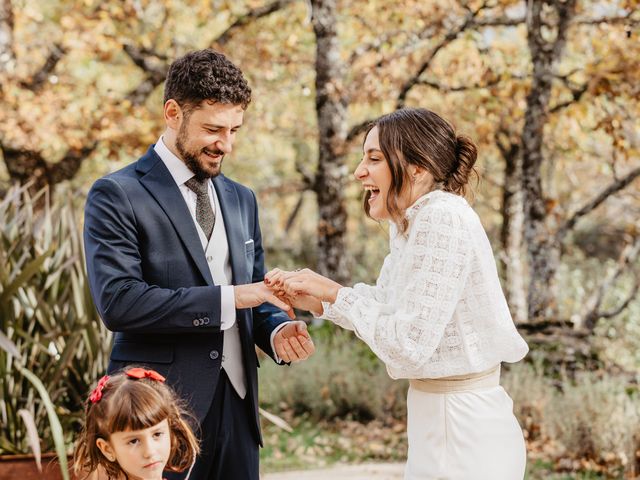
266,267,343,363
233,268,341,363
266,267,340,363
263,268,341,318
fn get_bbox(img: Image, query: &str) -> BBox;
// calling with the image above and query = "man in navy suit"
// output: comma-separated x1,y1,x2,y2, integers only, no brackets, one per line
84,49,315,479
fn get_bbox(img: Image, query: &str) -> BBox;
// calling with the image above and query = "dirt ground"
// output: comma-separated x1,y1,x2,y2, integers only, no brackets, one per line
262,462,405,480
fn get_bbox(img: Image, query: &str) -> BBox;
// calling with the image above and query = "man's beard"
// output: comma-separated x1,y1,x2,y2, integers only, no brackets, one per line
176,122,224,181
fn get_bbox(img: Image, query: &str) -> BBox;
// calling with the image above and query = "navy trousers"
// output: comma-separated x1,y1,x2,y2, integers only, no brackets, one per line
165,370,259,480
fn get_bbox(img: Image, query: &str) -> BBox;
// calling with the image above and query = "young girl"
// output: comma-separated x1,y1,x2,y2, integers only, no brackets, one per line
267,108,529,479
74,367,199,480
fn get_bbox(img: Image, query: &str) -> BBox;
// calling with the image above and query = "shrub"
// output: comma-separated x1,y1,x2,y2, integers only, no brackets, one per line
503,360,640,476
543,372,640,475
0,185,111,457
259,326,408,422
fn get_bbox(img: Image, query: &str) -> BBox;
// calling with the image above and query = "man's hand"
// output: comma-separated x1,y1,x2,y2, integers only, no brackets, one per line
265,268,342,303
273,321,315,363
277,291,324,317
234,282,295,319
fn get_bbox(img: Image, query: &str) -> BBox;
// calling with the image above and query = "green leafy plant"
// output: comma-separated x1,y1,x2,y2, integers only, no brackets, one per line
0,184,111,477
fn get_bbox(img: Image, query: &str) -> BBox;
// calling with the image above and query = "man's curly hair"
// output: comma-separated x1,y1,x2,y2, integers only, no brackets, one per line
163,49,251,114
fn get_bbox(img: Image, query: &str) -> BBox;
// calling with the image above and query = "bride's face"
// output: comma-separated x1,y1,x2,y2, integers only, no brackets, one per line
354,126,393,220
355,126,431,220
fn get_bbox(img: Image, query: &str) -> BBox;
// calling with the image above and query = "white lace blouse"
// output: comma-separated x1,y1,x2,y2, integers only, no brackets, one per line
321,190,529,379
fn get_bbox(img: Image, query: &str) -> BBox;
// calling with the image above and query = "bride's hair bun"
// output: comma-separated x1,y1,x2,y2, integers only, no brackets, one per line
445,135,478,196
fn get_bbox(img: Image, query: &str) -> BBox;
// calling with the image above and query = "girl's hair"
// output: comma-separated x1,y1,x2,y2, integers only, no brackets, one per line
74,367,200,479
363,107,478,233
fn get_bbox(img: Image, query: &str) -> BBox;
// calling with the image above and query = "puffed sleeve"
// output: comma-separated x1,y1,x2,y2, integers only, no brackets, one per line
322,205,472,372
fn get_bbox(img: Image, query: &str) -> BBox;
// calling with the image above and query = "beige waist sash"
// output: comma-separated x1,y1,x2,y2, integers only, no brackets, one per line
409,365,501,394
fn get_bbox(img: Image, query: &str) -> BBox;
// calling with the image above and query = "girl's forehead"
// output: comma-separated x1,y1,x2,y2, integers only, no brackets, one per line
115,418,169,435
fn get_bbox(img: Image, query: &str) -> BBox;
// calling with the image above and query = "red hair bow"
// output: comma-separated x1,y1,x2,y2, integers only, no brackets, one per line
126,368,166,382
89,375,110,404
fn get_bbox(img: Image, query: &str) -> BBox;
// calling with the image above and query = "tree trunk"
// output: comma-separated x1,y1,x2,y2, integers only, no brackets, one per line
310,0,350,285
522,0,576,321
499,142,528,323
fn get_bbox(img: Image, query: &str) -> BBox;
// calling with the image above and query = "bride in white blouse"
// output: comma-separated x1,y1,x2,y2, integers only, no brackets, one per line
266,107,529,480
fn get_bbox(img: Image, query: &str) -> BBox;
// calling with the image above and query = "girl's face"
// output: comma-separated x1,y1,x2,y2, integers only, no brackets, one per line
96,419,171,480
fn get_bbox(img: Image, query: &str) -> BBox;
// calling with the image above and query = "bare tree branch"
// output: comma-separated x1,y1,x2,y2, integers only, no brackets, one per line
123,0,296,105
599,277,639,319
396,1,492,108
583,236,640,331
122,43,167,74
214,0,296,46
19,43,67,91
346,119,371,143
346,28,406,65
122,43,168,104
549,82,589,113
0,141,98,189
471,15,523,27
49,143,99,185
557,165,640,241
285,192,305,233
576,11,639,26
470,11,639,28
416,75,507,92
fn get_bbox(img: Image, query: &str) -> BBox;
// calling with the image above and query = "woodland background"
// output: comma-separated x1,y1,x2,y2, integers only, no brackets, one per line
1,0,639,478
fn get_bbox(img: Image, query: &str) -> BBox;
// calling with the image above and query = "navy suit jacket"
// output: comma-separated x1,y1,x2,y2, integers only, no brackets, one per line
83,146,289,443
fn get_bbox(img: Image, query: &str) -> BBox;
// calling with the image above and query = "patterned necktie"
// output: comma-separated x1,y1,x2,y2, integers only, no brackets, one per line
184,177,215,240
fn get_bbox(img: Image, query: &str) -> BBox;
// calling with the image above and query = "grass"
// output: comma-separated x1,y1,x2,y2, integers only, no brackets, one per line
260,416,407,473
260,420,612,479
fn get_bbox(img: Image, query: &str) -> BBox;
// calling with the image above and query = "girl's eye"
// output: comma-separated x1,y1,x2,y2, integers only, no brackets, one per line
128,439,139,445
154,431,164,438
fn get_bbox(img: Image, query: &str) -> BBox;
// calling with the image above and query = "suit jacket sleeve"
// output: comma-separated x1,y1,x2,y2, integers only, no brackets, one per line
247,190,290,360
84,177,222,334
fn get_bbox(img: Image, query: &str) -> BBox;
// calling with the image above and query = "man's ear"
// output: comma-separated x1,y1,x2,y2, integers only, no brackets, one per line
164,99,182,130
96,438,116,463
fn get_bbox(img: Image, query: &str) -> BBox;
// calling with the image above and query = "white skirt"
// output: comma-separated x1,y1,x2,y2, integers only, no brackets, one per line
405,384,526,479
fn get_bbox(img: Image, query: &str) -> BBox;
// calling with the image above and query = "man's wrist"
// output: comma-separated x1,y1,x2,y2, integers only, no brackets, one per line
234,284,250,309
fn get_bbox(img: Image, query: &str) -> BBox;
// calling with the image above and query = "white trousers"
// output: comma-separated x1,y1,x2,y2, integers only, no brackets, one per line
405,385,526,480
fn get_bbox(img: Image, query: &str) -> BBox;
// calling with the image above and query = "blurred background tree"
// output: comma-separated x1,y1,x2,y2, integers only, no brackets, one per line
1,0,637,327
1,0,639,476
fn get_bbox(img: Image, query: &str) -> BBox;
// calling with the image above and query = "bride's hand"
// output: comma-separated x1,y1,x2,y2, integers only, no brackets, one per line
265,269,324,315
283,291,324,316
266,268,342,303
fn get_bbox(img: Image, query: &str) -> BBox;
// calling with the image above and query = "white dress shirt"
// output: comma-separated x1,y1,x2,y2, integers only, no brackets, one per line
154,137,287,359
154,137,236,330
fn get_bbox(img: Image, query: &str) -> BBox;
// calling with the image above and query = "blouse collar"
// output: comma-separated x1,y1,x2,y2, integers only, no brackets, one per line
405,189,442,220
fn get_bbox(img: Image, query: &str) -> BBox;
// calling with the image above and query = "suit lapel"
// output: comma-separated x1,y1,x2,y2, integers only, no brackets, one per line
137,147,214,286
213,175,247,284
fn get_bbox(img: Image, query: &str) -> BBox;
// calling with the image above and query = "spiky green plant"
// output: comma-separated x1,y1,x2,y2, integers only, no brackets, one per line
0,184,111,475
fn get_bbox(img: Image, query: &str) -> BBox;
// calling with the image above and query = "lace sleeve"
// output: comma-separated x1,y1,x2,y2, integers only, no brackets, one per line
320,251,393,330
324,205,472,372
